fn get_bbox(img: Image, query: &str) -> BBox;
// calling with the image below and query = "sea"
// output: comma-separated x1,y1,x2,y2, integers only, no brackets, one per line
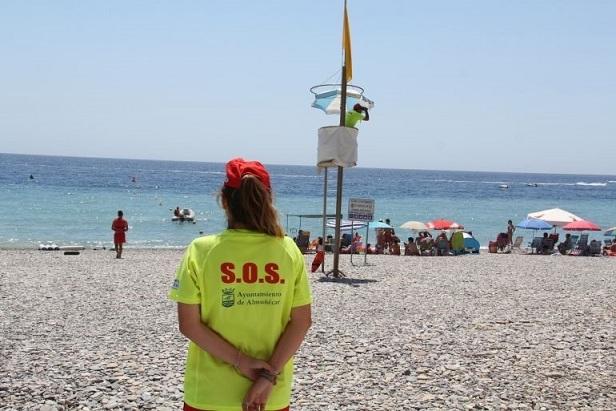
1,153,615,250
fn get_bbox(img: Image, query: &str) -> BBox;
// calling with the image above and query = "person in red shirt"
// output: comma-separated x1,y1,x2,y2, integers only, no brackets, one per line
111,210,129,259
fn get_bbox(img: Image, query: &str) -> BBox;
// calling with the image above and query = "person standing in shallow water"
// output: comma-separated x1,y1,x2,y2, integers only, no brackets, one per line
168,157,312,411
111,210,128,258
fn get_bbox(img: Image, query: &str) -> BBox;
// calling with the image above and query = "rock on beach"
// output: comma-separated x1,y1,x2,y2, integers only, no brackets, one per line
1,249,615,410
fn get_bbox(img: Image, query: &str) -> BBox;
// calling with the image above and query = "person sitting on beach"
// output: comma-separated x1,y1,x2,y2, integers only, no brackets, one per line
558,233,574,255
435,232,450,256
351,232,362,253
404,237,421,256
390,238,401,256
345,103,370,128
539,232,552,254
366,243,375,254
416,232,434,255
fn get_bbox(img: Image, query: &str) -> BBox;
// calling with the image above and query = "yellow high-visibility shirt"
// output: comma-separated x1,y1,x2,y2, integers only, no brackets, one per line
168,229,312,411
345,110,364,128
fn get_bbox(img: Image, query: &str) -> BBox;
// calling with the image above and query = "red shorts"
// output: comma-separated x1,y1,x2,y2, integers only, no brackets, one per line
114,232,126,244
184,403,289,411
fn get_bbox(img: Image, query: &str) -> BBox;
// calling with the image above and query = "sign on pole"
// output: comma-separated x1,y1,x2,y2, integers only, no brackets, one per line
348,198,375,222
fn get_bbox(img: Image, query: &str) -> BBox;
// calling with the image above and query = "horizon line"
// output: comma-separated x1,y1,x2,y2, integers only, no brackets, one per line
1,151,615,178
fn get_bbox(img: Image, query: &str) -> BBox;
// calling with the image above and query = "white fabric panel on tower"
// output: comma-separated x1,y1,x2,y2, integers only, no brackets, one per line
317,126,358,168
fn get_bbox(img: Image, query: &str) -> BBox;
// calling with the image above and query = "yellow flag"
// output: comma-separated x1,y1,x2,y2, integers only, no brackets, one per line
342,1,352,82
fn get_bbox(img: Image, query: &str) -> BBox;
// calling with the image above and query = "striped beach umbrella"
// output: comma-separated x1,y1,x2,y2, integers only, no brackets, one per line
426,219,464,231
562,220,601,231
400,220,428,231
310,84,375,115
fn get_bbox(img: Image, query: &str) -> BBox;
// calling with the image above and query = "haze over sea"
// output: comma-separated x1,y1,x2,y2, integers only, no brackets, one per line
1,153,615,249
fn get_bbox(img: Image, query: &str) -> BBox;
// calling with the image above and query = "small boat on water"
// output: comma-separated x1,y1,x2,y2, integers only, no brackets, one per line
527,183,538,187
172,208,196,222
499,184,509,189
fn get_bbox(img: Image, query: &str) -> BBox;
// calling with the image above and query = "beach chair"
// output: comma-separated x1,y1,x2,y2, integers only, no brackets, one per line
436,238,450,256
541,238,555,255
511,236,524,253
589,240,602,256
603,239,613,256
529,237,543,254
496,232,509,252
570,234,589,256
341,233,352,248
324,235,334,252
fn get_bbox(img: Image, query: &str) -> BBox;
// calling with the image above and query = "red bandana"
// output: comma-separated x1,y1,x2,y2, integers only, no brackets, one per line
224,158,271,191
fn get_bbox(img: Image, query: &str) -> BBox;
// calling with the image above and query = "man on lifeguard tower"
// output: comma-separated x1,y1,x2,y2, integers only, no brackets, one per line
345,103,369,128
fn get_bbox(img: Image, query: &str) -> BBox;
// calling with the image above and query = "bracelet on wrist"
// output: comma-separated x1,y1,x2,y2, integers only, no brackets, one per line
257,368,277,385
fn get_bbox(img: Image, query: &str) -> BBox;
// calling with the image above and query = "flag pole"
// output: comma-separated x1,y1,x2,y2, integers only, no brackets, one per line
331,63,347,278
321,167,327,273
328,0,351,278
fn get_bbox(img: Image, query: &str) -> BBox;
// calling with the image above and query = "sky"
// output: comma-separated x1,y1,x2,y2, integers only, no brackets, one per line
1,0,615,174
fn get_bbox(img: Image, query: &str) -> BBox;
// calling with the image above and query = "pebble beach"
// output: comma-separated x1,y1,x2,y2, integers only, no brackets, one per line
1,249,615,410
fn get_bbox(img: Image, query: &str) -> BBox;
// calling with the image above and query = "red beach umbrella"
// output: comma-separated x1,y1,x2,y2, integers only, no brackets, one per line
426,219,464,230
562,220,601,231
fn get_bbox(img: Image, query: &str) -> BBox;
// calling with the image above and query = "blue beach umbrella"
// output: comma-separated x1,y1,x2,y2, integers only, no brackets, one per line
516,218,553,230
310,84,375,115
368,221,392,230
365,221,393,252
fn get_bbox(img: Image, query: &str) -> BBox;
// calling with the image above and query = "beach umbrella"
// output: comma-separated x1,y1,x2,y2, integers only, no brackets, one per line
368,221,393,230
604,226,616,236
326,219,366,230
400,220,428,231
516,217,553,230
527,208,583,227
310,84,375,115
426,219,464,230
363,221,394,263
562,220,601,231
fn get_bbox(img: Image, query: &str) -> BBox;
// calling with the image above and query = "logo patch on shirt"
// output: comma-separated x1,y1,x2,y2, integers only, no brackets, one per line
222,288,235,308
172,279,180,289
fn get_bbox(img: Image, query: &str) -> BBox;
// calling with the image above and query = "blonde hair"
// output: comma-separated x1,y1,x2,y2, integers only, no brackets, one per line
221,175,284,237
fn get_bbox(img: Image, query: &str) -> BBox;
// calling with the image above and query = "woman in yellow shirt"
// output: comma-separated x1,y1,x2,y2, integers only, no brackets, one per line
169,158,312,411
